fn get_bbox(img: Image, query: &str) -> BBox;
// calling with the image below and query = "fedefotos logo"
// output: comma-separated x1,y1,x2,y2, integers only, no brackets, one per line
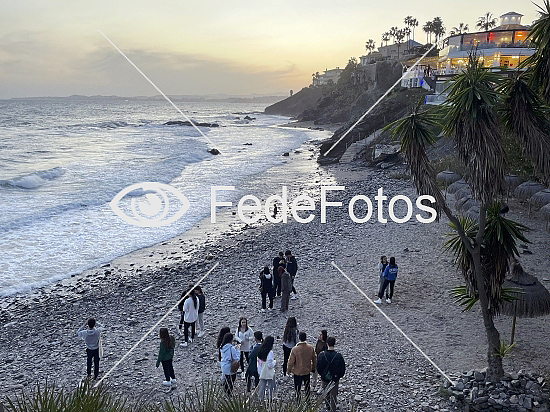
110,183,438,227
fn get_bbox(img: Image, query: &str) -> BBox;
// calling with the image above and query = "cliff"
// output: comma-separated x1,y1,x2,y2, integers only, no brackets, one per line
263,87,324,117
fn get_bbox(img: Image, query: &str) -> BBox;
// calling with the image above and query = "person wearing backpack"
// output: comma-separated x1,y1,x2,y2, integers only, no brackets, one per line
156,328,176,386
316,336,346,412
374,256,398,304
246,331,263,392
220,332,241,396
259,266,274,311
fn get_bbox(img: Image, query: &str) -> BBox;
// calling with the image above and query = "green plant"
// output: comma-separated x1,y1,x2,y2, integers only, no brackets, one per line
496,340,515,358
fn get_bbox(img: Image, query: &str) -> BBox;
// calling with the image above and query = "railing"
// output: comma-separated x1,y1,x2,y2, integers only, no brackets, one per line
425,94,448,105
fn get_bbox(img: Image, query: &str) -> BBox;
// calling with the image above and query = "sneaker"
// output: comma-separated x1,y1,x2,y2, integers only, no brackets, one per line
386,298,392,304
198,331,205,338
189,338,193,343
291,294,297,300
373,298,382,304
261,308,266,312
317,388,323,395
162,381,171,386
170,378,177,384
182,342,188,347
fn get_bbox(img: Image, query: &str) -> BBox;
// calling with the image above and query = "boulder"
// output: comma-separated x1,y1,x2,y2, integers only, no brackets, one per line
164,120,219,127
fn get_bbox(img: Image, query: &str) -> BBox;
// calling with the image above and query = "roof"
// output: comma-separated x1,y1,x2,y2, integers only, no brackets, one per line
500,11,523,17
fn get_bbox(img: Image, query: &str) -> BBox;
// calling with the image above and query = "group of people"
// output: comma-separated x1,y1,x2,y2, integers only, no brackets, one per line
259,250,298,312
216,316,346,411
177,284,206,346
374,255,399,304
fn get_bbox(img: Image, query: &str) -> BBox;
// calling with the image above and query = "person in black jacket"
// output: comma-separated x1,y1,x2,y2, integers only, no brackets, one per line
195,286,206,337
316,336,345,412
259,266,274,311
272,252,285,297
285,250,298,299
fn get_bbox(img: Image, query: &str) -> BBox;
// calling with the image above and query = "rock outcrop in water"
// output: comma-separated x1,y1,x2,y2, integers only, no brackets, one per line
164,120,219,127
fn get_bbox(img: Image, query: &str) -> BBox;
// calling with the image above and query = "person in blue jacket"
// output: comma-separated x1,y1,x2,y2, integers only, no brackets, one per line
374,256,398,304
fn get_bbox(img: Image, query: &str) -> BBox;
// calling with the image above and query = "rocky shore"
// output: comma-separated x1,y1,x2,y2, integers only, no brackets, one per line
1,140,549,411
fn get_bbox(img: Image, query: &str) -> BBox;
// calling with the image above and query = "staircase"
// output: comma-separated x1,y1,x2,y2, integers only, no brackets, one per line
339,129,381,163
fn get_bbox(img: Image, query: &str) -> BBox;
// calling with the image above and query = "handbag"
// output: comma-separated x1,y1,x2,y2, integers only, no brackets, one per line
230,347,240,374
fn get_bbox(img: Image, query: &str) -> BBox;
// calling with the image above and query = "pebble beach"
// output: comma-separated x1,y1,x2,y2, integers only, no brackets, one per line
1,137,549,411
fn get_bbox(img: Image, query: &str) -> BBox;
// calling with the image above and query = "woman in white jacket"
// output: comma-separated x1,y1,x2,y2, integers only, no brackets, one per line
256,335,276,401
182,291,199,347
235,317,254,376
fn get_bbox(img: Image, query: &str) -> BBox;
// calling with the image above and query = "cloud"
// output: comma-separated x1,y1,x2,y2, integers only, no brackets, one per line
0,31,304,97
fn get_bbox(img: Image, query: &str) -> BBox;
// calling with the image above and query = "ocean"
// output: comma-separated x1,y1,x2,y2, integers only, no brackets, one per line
0,98,317,296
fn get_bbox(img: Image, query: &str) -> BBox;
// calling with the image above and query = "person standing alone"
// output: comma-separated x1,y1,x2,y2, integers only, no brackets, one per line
76,317,104,380
287,331,317,402
156,328,176,386
285,250,298,300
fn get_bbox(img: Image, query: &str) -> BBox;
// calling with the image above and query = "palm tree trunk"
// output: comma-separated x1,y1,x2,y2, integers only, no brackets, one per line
472,205,504,382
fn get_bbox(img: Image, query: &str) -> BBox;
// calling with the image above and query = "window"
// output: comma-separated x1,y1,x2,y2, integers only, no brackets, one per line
462,33,489,50
488,31,514,48
513,30,529,46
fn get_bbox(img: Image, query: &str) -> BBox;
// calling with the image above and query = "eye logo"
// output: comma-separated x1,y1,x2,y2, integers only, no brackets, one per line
110,182,190,227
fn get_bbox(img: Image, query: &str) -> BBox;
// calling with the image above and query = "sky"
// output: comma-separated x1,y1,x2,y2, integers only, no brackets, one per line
0,0,539,98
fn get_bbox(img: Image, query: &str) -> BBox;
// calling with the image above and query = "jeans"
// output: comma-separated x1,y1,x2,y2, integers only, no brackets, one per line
86,348,100,378
322,380,339,412
261,290,274,309
379,274,389,298
246,370,259,392
223,373,236,396
197,312,204,332
239,350,249,373
257,378,276,400
291,276,297,294
282,345,292,376
273,272,281,296
184,321,195,342
161,359,175,381
293,374,311,402
378,279,395,299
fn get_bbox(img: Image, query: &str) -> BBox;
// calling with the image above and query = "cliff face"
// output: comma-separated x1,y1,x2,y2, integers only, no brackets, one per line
263,87,324,117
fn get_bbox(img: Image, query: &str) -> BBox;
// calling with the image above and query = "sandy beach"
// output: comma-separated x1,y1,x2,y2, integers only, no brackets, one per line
1,137,549,411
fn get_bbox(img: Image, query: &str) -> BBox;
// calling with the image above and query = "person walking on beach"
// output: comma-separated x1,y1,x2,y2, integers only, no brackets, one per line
182,287,199,346
220,332,240,396
77,318,104,380
156,328,176,386
280,265,292,312
257,335,276,401
378,256,389,299
287,331,317,402
177,284,193,334
374,256,398,304
285,250,298,300
259,266,274,311
282,316,299,377
312,329,328,391
235,317,254,378
273,252,285,297
246,331,263,392
317,337,346,412
195,286,206,337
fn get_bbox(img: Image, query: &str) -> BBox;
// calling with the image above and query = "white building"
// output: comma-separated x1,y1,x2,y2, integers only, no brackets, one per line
313,67,344,86
378,39,422,60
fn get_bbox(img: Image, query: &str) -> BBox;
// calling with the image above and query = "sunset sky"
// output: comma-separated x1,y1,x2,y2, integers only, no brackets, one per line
0,0,539,98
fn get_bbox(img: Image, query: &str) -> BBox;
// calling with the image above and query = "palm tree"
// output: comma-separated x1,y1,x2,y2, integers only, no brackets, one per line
423,21,434,44
477,12,498,31
521,0,550,103
381,32,390,46
403,27,412,45
386,54,511,381
365,38,376,54
410,18,419,41
389,26,399,44
431,17,446,43
450,22,469,35
395,29,406,59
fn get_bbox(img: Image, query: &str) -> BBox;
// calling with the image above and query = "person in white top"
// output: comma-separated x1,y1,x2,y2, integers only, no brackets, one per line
76,317,104,379
235,317,254,377
256,335,276,401
182,291,199,347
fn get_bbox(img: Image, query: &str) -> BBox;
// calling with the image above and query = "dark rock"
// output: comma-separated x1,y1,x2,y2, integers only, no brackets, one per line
164,120,219,127
282,152,290,156
208,148,221,155
317,157,338,165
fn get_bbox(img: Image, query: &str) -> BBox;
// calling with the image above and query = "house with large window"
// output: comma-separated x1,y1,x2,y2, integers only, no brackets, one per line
313,67,344,86
400,11,535,104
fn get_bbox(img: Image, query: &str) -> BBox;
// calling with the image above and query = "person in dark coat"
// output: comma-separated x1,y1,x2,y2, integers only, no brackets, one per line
259,266,274,311
285,250,298,299
272,252,285,297
316,336,346,412
280,265,292,312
